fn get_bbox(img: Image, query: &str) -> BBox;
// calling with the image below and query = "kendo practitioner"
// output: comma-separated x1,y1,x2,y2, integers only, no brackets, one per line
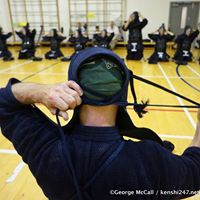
173,25,200,65
69,29,89,52
93,29,115,49
43,29,66,59
0,27,14,61
16,23,40,60
148,24,175,64
61,30,89,62
123,12,148,60
2,47,200,200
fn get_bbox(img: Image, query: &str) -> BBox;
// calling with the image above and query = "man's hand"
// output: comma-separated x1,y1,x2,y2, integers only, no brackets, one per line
12,81,83,121
42,81,83,120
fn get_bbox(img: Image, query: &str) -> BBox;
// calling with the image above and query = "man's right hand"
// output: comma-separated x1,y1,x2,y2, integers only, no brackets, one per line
41,81,83,120
12,81,83,121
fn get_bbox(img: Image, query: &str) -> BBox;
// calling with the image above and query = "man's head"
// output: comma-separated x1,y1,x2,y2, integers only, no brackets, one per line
131,11,139,22
50,29,58,37
68,47,130,126
185,26,192,36
68,47,130,107
158,25,166,36
101,29,108,37
110,21,115,28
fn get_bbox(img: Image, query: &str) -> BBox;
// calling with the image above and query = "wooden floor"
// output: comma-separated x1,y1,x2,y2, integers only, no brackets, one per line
0,46,199,200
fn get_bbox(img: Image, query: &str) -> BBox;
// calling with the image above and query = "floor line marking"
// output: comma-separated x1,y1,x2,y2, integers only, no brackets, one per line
186,65,200,77
6,161,25,183
157,63,196,129
0,149,17,154
0,60,33,73
158,134,193,140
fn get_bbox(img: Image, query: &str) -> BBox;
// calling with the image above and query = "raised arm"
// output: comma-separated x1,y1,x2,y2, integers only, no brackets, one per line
0,78,83,166
154,110,200,199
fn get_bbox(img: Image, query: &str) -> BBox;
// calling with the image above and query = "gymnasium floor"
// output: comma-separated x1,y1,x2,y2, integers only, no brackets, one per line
0,46,199,200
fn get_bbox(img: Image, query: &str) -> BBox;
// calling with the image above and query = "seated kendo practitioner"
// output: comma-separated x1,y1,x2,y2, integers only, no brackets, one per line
122,11,148,60
93,29,115,49
43,28,66,59
16,23,42,61
173,25,200,65
61,29,89,61
0,26,14,61
148,24,175,64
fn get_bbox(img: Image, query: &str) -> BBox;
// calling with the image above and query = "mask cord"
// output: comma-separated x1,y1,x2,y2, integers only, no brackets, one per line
128,70,200,117
56,109,83,200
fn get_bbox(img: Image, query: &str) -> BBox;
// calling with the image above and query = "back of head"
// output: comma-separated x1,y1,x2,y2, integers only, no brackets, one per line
184,25,192,35
52,28,58,37
68,47,130,107
132,11,139,23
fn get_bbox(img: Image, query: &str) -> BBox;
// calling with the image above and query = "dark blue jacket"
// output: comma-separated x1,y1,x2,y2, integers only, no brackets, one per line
1,79,200,200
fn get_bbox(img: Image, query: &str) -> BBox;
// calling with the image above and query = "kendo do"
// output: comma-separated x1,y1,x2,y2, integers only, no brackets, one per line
43,29,66,59
0,27,14,61
123,11,148,60
148,24,175,64
173,25,200,65
93,29,115,49
15,23,37,60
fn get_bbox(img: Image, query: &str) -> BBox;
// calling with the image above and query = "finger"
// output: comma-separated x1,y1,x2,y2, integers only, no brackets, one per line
49,107,56,115
66,81,83,96
58,111,69,121
59,92,77,109
62,87,82,106
49,96,69,111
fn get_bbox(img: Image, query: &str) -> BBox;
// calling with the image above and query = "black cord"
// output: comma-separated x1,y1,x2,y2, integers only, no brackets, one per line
130,72,200,107
56,110,83,200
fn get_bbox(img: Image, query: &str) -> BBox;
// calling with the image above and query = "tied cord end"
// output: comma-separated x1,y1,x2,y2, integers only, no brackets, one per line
134,100,149,118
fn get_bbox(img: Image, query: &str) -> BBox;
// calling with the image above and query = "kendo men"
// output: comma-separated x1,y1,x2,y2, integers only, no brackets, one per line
148,25,175,64
173,25,200,65
0,27,14,61
43,29,66,59
93,29,114,49
123,12,148,60
16,23,37,60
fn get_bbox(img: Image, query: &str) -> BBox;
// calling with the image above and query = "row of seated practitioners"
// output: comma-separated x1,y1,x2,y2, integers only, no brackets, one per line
0,12,199,65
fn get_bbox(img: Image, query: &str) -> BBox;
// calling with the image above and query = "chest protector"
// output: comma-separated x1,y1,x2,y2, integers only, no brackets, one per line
22,37,32,50
182,38,191,51
156,38,166,52
51,39,58,51
130,29,141,41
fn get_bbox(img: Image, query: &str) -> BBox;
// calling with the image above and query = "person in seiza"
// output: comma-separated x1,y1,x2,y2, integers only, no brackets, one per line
61,29,89,61
122,11,148,60
93,29,115,49
15,23,37,60
0,26,14,61
1,47,200,200
148,24,175,64
43,28,66,59
173,25,200,65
